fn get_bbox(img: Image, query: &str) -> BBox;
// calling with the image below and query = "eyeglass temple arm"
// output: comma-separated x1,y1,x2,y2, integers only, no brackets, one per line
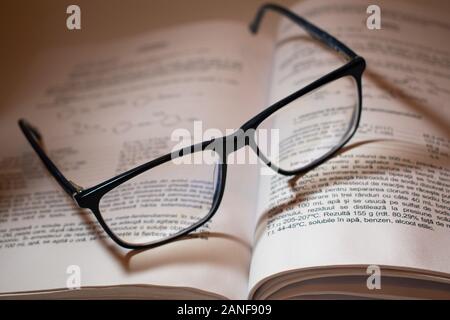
249,3,357,60
18,119,82,196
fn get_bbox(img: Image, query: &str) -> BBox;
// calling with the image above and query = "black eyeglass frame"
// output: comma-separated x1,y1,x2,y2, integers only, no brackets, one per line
18,3,366,250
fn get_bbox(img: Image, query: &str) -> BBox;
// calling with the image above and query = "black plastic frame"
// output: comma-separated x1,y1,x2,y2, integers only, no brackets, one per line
18,3,366,250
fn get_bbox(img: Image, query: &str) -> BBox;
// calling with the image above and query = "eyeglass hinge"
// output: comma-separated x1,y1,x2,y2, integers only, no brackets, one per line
70,180,84,207
70,180,84,193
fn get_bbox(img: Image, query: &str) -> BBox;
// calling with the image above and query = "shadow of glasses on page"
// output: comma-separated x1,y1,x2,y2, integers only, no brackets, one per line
364,68,450,137
76,209,251,273
273,34,449,138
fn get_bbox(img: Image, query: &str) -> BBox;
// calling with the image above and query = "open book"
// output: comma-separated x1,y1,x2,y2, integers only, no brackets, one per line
1,0,449,299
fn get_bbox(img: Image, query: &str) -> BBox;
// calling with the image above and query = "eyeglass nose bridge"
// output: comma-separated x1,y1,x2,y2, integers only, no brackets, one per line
212,128,258,158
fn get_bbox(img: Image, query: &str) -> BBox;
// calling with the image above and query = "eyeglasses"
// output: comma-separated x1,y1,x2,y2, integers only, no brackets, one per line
19,4,365,250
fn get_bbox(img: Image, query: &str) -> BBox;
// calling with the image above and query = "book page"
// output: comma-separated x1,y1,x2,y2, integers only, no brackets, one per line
249,0,450,297
0,21,273,299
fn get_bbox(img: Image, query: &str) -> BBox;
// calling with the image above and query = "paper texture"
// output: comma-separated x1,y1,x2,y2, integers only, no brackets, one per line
0,21,273,299
249,0,450,296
